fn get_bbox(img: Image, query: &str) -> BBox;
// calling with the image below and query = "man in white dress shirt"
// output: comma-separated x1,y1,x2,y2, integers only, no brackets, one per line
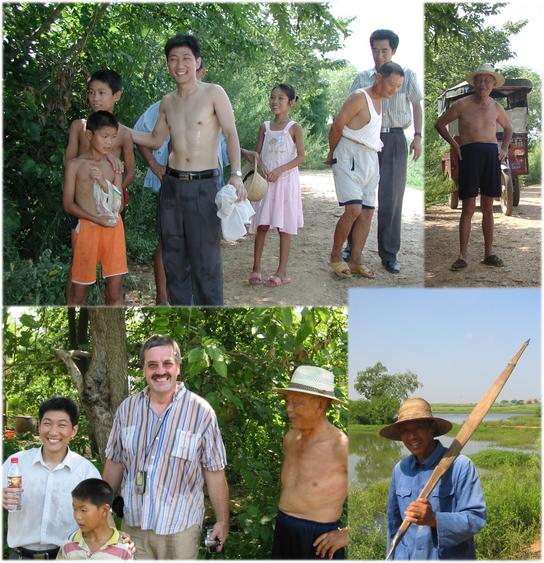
2,397,100,559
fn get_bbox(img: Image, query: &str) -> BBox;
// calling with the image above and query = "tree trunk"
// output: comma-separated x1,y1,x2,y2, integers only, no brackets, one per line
84,309,128,464
57,309,128,463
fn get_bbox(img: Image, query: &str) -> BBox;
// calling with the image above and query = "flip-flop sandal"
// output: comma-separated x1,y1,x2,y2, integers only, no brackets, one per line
450,258,468,271
248,272,263,285
481,254,504,267
350,264,375,279
329,261,352,279
265,275,291,287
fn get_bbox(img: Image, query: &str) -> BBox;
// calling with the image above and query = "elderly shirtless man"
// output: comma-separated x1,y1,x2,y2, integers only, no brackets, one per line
272,366,348,559
129,34,246,305
435,63,512,271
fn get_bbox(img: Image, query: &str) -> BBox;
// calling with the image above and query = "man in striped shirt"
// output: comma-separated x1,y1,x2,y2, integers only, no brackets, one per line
344,29,423,275
103,335,228,559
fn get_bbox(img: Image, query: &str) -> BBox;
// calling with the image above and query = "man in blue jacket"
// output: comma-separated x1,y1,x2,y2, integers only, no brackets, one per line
380,398,486,559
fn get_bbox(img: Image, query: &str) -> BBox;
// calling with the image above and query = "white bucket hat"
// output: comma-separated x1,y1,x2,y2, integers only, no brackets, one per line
272,365,346,404
465,63,505,88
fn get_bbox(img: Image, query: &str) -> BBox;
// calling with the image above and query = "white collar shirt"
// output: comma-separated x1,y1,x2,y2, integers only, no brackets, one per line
2,446,100,549
350,66,423,129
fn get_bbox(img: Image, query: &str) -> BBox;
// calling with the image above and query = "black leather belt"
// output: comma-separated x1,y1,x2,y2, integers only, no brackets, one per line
381,127,404,133
15,547,60,559
165,167,219,181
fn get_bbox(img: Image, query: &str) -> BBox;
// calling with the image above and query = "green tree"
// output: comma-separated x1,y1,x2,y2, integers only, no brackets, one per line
352,362,420,424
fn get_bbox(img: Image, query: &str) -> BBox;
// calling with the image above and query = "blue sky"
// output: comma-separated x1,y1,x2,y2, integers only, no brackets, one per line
348,288,541,402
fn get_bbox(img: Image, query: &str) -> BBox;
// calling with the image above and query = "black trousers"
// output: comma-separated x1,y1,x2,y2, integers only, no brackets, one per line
159,173,223,305
271,510,345,559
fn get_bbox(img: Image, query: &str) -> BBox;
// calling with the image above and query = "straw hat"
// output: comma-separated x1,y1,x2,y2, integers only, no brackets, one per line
242,161,268,201
379,397,452,441
272,365,346,404
465,63,505,88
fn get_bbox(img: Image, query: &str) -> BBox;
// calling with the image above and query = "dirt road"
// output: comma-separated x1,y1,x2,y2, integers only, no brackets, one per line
126,170,424,306
425,184,541,287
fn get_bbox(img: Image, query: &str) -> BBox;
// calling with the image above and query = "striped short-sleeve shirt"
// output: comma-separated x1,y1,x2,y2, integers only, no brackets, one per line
58,528,132,559
105,383,227,535
350,67,423,129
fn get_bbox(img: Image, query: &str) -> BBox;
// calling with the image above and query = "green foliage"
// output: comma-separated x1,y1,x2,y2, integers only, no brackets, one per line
348,482,389,559
525,140,541,186
470,449,535,469
474,452,540,559
4,249,69,305
4,306,347,559
3,3,353,303
406,147,424,190
351,362,420,424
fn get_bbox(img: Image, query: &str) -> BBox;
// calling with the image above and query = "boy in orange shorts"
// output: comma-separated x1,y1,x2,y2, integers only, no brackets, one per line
63,111,128,305
65,69,135,301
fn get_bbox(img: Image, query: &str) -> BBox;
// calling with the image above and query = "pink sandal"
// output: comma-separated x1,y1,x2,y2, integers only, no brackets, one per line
248,272,263,286
265,275,291,287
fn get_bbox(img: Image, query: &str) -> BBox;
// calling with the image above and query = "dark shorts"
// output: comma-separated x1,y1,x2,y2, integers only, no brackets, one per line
458,142,501,200
271,510,345,560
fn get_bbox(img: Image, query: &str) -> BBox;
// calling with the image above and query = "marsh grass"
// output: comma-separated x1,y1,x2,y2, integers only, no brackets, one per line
450,418,541,450
348,450,541,560
431,403,540,414
474,453,541,559
348,481,389,559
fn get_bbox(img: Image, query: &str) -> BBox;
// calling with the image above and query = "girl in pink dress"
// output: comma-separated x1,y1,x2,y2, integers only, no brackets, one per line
248,84,305,287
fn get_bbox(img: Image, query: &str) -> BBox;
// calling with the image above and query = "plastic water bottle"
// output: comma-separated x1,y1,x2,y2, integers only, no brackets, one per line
6,457,22,511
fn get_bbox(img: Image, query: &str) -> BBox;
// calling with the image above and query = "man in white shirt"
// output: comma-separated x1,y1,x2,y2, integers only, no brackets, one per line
2,397,100,559
344,29,423,274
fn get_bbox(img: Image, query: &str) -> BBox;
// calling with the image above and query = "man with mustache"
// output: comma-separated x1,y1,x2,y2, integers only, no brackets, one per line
435,64,512,271
103,335,228,559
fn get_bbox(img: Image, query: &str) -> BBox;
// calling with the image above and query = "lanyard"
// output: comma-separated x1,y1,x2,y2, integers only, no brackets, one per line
139,395,172,472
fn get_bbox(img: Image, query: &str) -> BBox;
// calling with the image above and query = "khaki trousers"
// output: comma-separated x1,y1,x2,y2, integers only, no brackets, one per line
121,523,200,560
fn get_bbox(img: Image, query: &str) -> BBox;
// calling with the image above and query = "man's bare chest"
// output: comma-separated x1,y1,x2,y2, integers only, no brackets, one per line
166,99,216,132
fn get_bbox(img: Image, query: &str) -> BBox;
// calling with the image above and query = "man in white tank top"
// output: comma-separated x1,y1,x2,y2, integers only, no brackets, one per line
326,62,405,279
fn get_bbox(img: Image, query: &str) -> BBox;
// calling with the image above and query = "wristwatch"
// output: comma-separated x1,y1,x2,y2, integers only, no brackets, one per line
231,170,243,178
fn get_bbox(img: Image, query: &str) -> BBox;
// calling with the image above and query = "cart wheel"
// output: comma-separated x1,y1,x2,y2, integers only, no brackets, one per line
513,175,520,206
449,189,459,209
500,169,513,216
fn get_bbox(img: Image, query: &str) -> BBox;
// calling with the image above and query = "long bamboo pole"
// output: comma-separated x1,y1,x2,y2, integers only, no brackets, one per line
386,339,530,560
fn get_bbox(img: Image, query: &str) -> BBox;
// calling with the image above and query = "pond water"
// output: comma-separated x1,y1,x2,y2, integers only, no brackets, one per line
439,412,531,424
349,412,535,488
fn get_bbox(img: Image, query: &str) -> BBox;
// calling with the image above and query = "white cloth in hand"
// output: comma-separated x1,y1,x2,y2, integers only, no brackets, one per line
93,180,122,226
215,184,255,241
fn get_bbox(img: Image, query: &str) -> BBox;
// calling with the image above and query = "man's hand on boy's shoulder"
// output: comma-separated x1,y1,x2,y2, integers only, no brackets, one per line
106,154,124,175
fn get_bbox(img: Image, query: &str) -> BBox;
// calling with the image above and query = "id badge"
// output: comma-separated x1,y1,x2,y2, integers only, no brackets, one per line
135,470,147,495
